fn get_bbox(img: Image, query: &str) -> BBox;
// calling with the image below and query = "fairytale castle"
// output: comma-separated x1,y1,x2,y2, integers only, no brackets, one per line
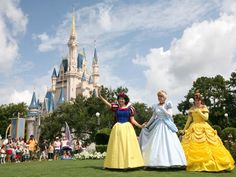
25,15,100,140
44,15,100,112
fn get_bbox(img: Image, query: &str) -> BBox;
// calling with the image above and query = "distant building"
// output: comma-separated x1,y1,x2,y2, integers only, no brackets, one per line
25,15,100,140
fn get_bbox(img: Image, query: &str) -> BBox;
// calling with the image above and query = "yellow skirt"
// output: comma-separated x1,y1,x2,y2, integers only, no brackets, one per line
182,122,235,171
104,122,144,169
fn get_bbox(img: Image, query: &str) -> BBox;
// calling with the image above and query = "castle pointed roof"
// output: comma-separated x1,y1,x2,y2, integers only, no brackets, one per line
77,53,84,69
81,72,86,81
88,76,93,84
58,87,65,104
70,14,76,37
29,91,38,109
52,68,57,77
83,48,86,59
45,91,55,112
93,48,98,65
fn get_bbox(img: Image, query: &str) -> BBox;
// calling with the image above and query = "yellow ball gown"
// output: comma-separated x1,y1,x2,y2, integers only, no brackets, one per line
182,106,235,171
104,105,144,169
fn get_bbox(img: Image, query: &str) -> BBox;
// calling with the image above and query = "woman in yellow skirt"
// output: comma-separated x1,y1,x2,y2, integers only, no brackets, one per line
99,89,145,169
181,91,235,171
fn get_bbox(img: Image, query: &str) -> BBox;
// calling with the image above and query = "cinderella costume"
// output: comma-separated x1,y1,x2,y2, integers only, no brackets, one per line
139,101,186,167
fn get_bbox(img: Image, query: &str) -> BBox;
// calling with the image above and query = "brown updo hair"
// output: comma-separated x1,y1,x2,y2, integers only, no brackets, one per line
194,90,205,104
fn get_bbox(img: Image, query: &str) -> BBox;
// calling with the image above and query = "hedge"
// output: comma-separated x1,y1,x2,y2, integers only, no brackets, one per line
95,128,111,145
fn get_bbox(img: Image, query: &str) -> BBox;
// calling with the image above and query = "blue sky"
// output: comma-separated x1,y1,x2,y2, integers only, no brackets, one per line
0,0,236,112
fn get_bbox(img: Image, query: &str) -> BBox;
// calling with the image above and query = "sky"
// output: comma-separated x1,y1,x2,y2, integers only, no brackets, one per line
0,0,236,113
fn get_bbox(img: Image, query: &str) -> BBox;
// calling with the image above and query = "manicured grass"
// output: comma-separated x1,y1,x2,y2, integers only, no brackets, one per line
0,160,235,177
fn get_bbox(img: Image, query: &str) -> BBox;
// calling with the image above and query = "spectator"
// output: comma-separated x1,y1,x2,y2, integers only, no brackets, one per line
53,137,61,160
0,145,6,164
27,135,38,160
48,142,54,161
39,139,48,161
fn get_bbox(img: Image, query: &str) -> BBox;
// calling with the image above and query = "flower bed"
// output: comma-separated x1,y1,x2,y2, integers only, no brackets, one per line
74,151,106,160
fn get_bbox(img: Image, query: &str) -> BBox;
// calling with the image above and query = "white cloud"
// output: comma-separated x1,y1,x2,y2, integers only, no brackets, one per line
0,0,28,73
35,0,219,53
220,0,236,15
133,13,236,112
0,67,52,105
98,5,112,31
9,89,32,104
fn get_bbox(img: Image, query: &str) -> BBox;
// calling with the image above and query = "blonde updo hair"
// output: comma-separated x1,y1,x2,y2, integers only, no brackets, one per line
157,90,167,99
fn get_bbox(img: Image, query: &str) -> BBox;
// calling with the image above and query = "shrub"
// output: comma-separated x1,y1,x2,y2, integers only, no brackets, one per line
221,127,236,161
95,128,111,145
212,125,222,136
221,127,236,141
96,145,107,153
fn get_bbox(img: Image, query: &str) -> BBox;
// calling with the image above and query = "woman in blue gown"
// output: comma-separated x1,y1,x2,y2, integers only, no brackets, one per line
139,90,186,168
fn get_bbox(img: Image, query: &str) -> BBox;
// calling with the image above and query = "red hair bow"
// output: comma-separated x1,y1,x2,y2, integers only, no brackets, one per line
118,92,126,97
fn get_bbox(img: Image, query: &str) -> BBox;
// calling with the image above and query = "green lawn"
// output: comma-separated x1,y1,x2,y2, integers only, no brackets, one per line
0,160,235,177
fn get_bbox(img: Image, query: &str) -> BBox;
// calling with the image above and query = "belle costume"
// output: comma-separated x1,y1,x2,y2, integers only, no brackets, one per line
182,106,235,171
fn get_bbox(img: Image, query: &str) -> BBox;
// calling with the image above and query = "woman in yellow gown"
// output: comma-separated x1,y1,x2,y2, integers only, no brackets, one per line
181,91,235,172
98,89,144,169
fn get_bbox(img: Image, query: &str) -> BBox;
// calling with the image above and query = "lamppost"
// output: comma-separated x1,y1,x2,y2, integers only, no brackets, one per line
224,113,229,125
189,98,194,104
95,112,101,126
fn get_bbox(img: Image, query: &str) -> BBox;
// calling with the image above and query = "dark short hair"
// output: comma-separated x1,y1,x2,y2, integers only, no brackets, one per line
117,92,130,105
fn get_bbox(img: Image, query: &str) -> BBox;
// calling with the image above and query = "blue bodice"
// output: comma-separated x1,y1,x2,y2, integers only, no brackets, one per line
115,108,131,123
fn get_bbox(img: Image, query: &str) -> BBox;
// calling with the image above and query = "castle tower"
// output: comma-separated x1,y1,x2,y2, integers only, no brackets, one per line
66,14,78,101
81,72,86,90
51,68,57,92
27,91,39,140
92,47,100,92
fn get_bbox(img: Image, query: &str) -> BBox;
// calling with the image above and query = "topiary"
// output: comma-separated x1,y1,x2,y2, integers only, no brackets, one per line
95,145,107,153
95,128,111,145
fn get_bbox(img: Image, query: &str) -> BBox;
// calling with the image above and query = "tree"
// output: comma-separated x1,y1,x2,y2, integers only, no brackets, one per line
0,103,27,138
132,102,152,134
227,70,236,127
173,114,188,130
39,85,152,142
177,75,230,129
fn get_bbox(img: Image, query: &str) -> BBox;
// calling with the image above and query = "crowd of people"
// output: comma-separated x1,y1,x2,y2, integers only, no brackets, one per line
0,134,83,164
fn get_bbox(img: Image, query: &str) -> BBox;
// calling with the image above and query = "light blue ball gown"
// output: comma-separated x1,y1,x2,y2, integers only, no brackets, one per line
139,101,186,168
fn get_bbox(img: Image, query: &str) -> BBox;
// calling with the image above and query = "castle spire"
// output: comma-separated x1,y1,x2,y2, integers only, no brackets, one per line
93,48,98,65
71,13,76,37
29,91,38,109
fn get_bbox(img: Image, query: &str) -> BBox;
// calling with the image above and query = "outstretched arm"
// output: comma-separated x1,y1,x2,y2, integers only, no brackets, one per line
98,88,111,109
145,113,156,127
130,116,145,128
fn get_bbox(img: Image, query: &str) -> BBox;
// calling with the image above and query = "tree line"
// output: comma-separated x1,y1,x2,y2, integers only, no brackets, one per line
0,70,235,142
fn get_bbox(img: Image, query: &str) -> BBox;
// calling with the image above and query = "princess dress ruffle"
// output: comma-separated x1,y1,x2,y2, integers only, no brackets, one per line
104,104,144,169
182,107,235,171
139,103,186,168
